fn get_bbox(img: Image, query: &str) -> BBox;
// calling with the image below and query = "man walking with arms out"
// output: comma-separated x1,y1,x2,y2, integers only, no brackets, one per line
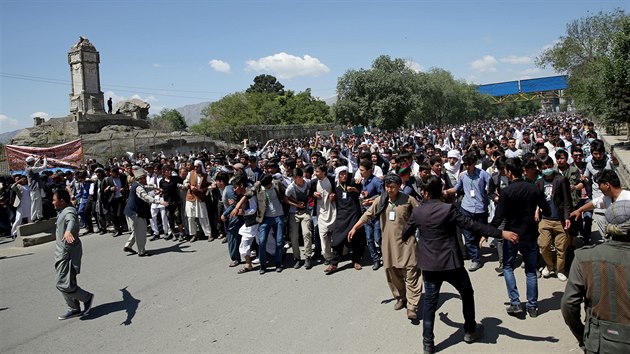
53,189,94,320
349,174,421,320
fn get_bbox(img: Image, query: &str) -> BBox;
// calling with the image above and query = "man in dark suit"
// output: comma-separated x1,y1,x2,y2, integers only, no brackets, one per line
489,157,550,318
403,176,517,354
103,167,128,236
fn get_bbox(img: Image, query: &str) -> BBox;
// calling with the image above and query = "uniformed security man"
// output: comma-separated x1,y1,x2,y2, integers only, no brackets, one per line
561,199,630,353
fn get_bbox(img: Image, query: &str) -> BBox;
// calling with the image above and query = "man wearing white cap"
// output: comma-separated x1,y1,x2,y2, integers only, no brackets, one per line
123,167,168,256
25,155,47,221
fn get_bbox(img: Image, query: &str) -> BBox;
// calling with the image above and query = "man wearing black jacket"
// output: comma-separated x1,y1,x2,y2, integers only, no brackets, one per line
403,176,517,354
489,157,550,318
536,156,573,281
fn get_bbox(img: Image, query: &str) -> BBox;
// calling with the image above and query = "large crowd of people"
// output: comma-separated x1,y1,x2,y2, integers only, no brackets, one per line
1,112,629,353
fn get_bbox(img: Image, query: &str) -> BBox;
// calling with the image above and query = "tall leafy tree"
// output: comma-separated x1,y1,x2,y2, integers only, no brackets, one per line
602,16,630,136
536,9,628,115
246,74,285,95
150,108,187,131
335,55,415,129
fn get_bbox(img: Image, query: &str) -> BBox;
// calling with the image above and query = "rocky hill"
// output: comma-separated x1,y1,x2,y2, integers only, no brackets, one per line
0,129,20,144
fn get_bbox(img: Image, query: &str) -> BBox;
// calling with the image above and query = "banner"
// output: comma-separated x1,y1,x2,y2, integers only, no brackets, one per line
5,139,84,171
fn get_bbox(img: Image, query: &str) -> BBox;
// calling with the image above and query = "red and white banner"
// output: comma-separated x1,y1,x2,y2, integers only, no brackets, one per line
5,139,84,171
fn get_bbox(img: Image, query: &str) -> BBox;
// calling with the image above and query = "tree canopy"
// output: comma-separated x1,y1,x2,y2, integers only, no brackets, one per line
335,55,500,129
601,15,630,128
150,108,187,132
536,8,628,117
190,75,332,135
246,74,285,95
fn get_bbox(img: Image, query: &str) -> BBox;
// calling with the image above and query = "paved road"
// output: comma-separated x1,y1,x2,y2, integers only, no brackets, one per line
1,231,579,353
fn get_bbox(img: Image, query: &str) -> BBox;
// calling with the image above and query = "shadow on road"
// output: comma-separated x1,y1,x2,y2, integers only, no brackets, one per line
0,253,34,260
538,291,563,315
150,243,196,256
434,312,559,351
80,286,140,326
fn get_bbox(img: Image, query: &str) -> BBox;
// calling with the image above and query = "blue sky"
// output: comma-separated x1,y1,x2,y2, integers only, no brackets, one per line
1,0,628,134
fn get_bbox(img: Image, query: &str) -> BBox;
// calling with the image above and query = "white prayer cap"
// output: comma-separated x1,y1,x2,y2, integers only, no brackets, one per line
25,156,35,163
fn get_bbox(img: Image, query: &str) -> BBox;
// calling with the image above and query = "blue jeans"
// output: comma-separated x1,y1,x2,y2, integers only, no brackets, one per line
503,240,538,309
422,268,476,348
258,215,285,268
460,209,487,264
364,218,381,263
574,199,593,243
227,216,244,262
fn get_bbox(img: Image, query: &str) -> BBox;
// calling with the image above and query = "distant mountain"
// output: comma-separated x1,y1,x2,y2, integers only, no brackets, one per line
175,101,212,125
0,129,21,144
323,95,337,106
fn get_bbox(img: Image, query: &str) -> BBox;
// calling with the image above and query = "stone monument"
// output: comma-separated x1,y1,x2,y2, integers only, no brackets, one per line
68,37,105,119
11,37,150,146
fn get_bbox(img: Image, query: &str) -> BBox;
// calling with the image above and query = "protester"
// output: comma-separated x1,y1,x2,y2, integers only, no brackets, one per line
52,189,94,320
405,176,518,354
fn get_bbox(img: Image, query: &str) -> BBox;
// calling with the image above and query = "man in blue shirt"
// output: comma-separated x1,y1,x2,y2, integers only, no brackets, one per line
359,160,384,270
445,152,490,271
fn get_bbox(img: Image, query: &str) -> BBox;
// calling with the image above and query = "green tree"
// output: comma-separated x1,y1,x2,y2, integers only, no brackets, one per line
246,74,285,95
191,85,332,135
536,9,628,115
335,55,415,129
602,16,630,137
150,108,187,132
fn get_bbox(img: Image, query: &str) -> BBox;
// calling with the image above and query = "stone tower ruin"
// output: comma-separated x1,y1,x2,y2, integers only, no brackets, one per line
68,37,105,118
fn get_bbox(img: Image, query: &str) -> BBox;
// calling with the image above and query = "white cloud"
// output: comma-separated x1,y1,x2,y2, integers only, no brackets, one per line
245,52,330,79
0,114,18,126
209,59,231,73
405,60,423,73
131,94,158,103
500,55,532,65
470,55,498,72
152,63,164,68
29,112,51,120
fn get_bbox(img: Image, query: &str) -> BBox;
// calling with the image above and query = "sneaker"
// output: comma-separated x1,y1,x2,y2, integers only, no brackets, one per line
527,307,538,318
293,259,302,269
463,324,484,343
304,258,312,270
252,258,260,265
58,309,82,320
557,272,567,282
542,266,555,278
506,304,523,314
82,294,94,316
468,262,482,272
372,262,381,271
284,242,291,249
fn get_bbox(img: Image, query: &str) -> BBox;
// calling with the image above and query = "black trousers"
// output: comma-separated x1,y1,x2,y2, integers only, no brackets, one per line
422,267,476,348
331,228,366,265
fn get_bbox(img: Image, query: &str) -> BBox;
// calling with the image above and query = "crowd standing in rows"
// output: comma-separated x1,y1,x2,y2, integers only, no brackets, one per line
1,112,629,353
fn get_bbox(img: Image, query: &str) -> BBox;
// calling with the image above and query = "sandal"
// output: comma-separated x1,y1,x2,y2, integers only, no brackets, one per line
238,266,253,274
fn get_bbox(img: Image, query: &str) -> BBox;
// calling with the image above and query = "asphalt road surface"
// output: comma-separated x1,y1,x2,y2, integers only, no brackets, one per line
0,232,581,353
